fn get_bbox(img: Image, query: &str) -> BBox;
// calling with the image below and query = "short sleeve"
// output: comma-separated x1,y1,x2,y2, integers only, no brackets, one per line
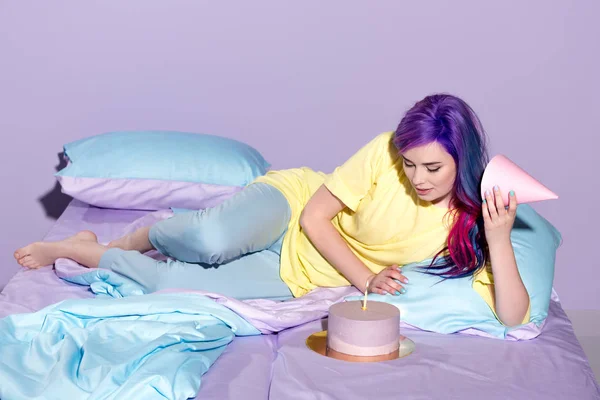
324,132,397,212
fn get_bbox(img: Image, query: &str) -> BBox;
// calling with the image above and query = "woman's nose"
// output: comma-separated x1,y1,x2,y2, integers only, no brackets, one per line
411,168,426,185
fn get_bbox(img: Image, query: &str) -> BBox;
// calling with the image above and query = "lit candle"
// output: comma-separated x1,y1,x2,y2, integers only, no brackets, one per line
362,282,369,310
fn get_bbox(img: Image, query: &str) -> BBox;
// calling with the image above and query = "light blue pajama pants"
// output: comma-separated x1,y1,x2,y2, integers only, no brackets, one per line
98,183,294,300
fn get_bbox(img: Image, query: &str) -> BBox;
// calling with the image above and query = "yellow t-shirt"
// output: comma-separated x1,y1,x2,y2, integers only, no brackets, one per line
253,131,529,325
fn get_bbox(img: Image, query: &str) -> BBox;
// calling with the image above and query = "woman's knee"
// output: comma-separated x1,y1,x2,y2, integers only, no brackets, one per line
181,222,238,264
149,183,291,264
148,211,238,263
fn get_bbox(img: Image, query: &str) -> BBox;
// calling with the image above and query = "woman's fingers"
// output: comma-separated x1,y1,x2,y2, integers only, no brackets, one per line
373,284,389,295
377,280,400,295
482,195,491,223
387,267,409,284
494,186,507,216
373,278,404,295
386,277,405,294
485,189,498,218
508,190,518,216
372,265,410,295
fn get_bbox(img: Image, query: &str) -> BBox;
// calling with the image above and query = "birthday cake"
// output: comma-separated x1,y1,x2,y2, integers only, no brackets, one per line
327,300,400,358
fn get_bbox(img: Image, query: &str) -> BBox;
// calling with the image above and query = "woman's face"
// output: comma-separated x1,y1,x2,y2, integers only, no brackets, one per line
401,142,457,208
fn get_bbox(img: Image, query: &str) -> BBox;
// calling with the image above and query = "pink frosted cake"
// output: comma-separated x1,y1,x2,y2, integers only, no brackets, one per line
327,300,400,359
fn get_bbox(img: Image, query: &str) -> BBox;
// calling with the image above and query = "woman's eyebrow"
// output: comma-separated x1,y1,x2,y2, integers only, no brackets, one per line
402,156,442,166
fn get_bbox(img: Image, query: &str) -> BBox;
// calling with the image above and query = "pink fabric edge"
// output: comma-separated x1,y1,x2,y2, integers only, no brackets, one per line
56,175,243,211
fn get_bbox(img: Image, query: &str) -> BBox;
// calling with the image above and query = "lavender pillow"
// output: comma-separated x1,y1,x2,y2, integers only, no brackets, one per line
55,131,270,210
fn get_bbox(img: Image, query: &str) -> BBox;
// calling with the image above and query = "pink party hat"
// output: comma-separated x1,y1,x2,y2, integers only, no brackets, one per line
480,155,558,204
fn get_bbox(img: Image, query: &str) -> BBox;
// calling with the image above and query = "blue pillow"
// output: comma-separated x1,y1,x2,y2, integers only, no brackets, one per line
509,204,562,324
347,204,561,338
55,131,271,210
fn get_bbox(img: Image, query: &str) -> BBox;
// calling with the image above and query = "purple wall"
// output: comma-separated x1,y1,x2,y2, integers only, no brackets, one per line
1,1,598,309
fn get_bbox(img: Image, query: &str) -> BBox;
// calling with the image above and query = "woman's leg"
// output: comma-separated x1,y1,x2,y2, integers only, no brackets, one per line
147,183,291,264
14,230,110,269
15,182,290,271
107,226,153,253
101,247,293,300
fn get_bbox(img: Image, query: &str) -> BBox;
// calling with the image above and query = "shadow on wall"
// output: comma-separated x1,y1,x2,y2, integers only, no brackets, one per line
38,152,72,220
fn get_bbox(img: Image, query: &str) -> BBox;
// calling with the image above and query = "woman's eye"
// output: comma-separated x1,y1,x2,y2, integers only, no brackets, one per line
403,161,439,172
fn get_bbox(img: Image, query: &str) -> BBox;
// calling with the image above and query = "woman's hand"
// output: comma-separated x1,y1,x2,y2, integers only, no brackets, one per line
368,265,409,295
482,185,517,244
482,186,530,326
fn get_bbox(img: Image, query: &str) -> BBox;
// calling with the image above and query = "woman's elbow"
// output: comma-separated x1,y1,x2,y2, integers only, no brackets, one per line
499,304,530,328
299,209,313,231
299,208,326,234
500,317,522,328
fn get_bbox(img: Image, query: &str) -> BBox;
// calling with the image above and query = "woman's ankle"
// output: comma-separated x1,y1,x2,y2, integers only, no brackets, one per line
108,227,154,253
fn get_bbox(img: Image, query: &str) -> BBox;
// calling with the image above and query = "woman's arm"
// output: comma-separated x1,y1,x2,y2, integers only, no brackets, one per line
300,185,405,294
483,187,530,327
487,237,530,326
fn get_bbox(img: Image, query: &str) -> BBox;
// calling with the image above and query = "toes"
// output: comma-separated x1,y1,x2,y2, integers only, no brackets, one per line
14,247,28,260
20,255,33,265
15,246,32,260
21,256,41,269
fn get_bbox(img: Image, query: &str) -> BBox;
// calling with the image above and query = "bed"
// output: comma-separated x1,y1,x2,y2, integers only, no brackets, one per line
1,199,598,400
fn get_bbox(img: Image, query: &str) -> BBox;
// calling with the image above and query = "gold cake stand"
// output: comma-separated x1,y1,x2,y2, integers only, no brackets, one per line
306,331,415,363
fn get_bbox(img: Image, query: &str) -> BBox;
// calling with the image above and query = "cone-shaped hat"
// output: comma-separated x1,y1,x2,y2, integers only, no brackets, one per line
481,155,558,204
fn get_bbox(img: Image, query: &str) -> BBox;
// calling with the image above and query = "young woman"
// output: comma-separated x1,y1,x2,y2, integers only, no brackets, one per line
14,94,529,327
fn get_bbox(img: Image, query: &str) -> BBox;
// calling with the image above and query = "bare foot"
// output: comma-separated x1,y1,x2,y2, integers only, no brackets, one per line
14,230,98,269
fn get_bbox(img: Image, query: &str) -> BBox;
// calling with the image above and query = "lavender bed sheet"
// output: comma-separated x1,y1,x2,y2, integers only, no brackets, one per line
0,200,598,399
0,201,276,400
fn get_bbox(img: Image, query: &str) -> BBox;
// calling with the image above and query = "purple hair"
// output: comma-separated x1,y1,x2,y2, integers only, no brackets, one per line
393,94,490,279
